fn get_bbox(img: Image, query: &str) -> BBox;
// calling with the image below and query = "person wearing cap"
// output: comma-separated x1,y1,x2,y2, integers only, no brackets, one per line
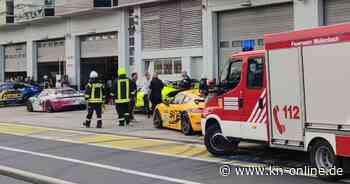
111,68,132,127
83,71,106,128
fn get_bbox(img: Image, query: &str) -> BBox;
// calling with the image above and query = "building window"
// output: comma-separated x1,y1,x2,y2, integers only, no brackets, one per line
129,47,135,56
129,57,135,66
220,41,229,48
6,1,14,16
154,61,163,74
232,41,242,48
129,37,135,46
152,58,181,75
163,60,173,75
174,60,182,74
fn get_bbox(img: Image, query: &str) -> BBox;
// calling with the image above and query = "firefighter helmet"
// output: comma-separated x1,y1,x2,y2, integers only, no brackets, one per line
118,67,126,77
89,71,98,78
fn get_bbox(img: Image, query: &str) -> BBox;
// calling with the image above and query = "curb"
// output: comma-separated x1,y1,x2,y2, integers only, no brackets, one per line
0,165,78,184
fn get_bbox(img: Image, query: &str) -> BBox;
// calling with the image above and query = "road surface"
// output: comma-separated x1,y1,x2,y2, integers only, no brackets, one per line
0,131,341,184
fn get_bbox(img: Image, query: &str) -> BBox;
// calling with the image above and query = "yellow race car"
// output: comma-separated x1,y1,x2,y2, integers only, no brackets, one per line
135,84,182,112
153,89,204,135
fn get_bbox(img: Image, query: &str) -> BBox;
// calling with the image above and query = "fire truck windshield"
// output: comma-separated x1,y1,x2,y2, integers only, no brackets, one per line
221,59,242,90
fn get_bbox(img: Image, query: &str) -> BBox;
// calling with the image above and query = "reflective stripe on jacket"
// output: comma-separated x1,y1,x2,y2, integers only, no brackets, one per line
115,79,130,104
85,82,105,103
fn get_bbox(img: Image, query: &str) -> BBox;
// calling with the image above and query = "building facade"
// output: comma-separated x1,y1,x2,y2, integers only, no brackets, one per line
203,0,350,79
1,0,350,87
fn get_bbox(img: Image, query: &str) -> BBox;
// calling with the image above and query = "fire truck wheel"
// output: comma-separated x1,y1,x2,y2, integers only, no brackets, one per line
204,125,238,156
153,110,163,129
181,112,193,135
310,139,342,181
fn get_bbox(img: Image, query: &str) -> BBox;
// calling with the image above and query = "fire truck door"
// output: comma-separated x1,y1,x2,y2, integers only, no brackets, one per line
241,56,268,141
268,48,304,143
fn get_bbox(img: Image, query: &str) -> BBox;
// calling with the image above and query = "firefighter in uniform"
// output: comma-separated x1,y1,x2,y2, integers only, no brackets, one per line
84,71,106,128
112,68,131,127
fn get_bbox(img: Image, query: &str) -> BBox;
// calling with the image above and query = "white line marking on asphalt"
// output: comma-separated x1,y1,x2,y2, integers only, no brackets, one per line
0,146,203,184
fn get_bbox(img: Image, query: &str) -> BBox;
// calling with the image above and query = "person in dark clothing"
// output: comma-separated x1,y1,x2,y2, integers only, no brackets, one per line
199,78,209,97
129,72,138,122
83,71,106,128
179,71,192,89
112,68,132,127
149,73,164,113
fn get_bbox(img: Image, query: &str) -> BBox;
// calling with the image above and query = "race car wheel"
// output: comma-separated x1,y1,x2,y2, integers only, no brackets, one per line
46,101,54,113
26,101,33,112
153,110,163,129
204,124,238,156
181,112,193,135
309,139,342,181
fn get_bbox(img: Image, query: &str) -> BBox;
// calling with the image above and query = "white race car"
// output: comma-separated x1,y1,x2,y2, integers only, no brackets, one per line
27,88,86,112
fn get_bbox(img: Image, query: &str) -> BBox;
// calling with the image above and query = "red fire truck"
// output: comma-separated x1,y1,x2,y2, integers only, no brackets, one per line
201,23,350,178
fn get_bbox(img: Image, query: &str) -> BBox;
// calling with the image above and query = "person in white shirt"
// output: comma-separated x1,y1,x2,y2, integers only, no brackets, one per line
142,72,152,118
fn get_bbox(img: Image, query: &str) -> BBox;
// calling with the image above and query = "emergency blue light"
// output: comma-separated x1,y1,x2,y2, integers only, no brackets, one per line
242,40,255,51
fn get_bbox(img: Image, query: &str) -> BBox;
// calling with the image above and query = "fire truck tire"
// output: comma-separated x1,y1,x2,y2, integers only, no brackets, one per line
204,125,238,156
309,139,342,181
153,110,163,129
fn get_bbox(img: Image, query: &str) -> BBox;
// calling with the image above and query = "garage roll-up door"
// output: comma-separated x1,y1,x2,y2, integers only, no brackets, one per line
80,32,118,58
324,0,350,25
218,3,293,70
4,44,26,72
37,39,65,63
141,0,202,49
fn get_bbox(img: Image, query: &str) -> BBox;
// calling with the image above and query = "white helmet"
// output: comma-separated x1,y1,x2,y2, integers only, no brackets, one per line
89,71,98,78
43,75,48,80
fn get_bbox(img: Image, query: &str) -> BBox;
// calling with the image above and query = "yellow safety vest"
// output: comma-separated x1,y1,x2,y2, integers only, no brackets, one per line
115,79,130,103
85,83,104,103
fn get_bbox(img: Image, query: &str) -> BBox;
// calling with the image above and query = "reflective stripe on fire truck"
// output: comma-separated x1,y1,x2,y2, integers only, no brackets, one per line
223,97,239,110
247,89,267,124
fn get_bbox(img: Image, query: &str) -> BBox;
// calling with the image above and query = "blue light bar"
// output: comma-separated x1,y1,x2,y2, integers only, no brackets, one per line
241,40,255,51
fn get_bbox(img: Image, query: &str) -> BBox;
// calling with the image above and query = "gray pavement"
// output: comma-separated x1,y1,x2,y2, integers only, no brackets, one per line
0,133,338,184
0,105,204,144
0,176,31,184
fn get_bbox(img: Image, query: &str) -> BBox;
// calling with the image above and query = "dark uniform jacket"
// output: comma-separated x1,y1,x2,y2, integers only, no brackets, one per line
112,76,132,103
149,78,164,102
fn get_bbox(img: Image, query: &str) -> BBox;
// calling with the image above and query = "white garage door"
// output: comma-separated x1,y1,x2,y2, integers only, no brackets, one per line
4,44,27,72
324,0,350,25
80,32,118,58
218,3,294,71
